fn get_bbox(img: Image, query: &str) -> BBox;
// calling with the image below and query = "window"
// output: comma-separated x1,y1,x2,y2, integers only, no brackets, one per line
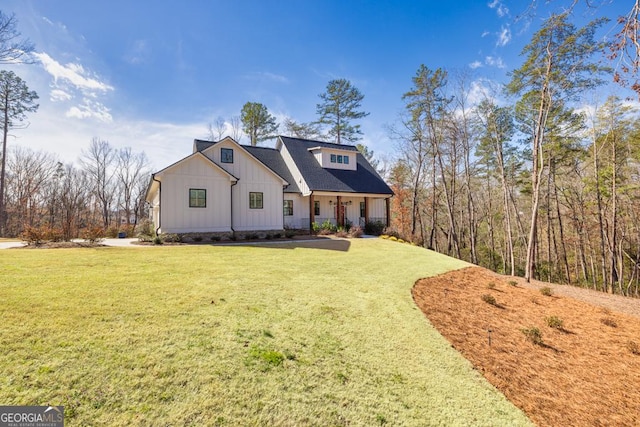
330,154,337,163
189,189,206,208
360,201,366,218
249,192,263,209
314,200,320,216
221,148,234,163
283,200,293,216
344,155,349,164
337,155,343,164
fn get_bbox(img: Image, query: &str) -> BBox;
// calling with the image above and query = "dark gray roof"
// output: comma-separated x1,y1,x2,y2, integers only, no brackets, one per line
193,138,299,193
279,136,393,195
194,139,215,153
244,145,300,193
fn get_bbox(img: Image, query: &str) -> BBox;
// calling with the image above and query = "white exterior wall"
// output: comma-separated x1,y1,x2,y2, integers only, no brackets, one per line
157,156,233,233
283,193,309,229
202,140,285,231
280,144,310,195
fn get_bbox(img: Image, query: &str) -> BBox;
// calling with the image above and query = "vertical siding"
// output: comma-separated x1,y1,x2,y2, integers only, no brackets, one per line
202,141,285,231
280,144,310,195
158,155,233,233
283,194,309,229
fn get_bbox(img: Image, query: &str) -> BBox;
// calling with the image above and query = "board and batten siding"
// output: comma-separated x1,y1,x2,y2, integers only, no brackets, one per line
283,193,310,229
157,155,233,233
203,140,285,231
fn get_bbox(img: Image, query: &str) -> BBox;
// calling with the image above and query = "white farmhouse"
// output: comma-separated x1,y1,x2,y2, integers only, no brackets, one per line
146,136,393,237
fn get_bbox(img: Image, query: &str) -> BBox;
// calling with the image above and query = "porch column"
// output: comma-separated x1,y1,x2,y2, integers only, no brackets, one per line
385,197,391,227
337,195,342,227
309,193,315,230
364,197,370,226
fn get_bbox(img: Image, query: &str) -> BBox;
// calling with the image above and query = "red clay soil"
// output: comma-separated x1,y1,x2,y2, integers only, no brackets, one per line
412,266,640,427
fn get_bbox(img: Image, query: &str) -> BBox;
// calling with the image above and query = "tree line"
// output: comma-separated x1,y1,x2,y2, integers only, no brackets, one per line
387,11,640,297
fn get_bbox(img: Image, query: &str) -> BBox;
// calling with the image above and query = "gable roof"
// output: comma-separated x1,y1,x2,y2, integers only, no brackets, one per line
194,138,290,188
244,146,300,193
278,136,393,195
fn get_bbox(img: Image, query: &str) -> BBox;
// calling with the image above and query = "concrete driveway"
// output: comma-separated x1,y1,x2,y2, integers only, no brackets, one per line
0,238,138,249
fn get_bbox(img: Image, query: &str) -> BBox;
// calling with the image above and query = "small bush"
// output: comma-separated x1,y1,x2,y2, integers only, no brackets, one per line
486,282,496,290
545,315,564,330
364,220,386,236
601,317,617,327
540,286,553,296
508,280,518,287
273,232,282,239
192,235,203,242
627,341,639,355
348,225,363,238
162,233,181,243
153,236,163,245
81,226,105,243
389,236,398,241
245,233,259,240
335,230,349,238
521,327,544,345
105,226,119,238
311,222,321,233
210,235,221,242
265,233,273,240
285,230,295,238
481,294,497,306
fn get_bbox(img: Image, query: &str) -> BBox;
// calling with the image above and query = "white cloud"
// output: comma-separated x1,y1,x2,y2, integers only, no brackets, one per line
488,0,509,17
34,52,113,93
50,89,72,102
485,56,506,69
469,61,483,69
66,99,112,122
481,31,490,38
497,26,511,46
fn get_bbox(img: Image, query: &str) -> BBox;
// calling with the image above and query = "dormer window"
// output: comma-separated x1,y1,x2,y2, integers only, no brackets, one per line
309,146,357,170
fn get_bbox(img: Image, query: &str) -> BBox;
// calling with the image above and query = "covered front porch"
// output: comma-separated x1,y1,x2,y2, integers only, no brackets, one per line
308,192,390,230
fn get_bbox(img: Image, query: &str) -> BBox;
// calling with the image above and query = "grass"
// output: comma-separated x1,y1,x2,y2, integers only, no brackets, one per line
0,239,531,426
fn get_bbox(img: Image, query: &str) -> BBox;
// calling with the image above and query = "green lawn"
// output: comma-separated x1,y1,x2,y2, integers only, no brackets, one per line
0,238,532,426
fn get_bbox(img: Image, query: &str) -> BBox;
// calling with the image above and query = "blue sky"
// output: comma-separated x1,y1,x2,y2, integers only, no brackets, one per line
2,0,631,170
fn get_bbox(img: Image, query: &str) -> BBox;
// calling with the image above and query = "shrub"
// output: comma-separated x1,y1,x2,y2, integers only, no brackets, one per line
285,230,295,238
192,235,203,242
105,226,119,238
20,225,48,246
162,233,181,243
627,341,639,355
486,282,496,290
481,294,497,306
540,286,553,296
320,219,336,233
210,235,221,242
265,233,273,240
508,280,518,287
81,226,105,243
153,236,163,245
364,220,385,236
521,327,544,345
545,315,564,330
335,229,349,238
311,222,321,233
273,232,281,239
348,225,363,238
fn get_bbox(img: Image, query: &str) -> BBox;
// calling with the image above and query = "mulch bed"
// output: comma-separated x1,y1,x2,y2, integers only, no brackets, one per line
412,266,640,427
